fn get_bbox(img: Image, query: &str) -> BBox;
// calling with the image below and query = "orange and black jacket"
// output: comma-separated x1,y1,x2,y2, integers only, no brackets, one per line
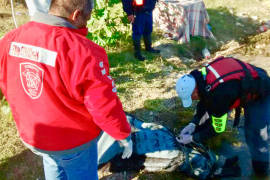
190,58,270,141
122,0,158,16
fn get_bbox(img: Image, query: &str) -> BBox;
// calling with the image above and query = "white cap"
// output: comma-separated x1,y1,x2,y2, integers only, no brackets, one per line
176,74,196,107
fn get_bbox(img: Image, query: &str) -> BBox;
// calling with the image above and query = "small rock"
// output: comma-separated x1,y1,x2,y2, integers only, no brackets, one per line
228,9,234,15
219,41,225,45
255,44,265,49
181,57,196,63
250,16,258,21
236,22,244,27
1,105,10,115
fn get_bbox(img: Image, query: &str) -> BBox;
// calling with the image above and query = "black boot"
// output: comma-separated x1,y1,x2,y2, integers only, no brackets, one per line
133,39,145,61
214,156,241,178
143,35,160,53
252,160,270,177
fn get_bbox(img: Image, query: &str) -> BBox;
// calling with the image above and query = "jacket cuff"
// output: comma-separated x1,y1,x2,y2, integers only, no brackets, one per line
119,135,131,144
191,116,199,126
192,133,200,142
126,12,133,16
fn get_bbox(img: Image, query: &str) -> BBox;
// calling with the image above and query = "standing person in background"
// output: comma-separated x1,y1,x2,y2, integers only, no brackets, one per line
0,0,132,179
176,56,270,178
122,0,160,61
25,0,51,16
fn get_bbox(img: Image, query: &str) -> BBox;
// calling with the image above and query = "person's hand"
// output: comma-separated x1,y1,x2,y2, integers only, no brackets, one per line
180,123,196,136
176,134,193,144
119,138,133,159
127,15,135,23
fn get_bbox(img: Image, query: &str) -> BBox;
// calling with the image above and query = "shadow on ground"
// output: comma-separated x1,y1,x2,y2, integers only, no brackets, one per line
0,149,43,180
0,12,11,18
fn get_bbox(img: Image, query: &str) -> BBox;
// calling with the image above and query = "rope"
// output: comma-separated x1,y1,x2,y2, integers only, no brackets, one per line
10,0,18,28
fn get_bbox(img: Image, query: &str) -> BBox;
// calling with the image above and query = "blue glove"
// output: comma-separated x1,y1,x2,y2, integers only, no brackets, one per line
180,123,196,136
176,134,193,144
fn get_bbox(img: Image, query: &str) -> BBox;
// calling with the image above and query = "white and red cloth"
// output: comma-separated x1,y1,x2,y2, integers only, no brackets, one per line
153,0,215,43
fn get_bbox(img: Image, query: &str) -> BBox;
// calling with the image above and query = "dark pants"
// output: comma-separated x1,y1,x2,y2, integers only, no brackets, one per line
132,11,153,41
244,94,270,174
193,94,270,175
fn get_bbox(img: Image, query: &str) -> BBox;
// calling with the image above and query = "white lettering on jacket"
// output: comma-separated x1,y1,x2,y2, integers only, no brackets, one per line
101,69,106,75
99,61,117,93
9,42,57,67
20,63,44,99
99,61,104,68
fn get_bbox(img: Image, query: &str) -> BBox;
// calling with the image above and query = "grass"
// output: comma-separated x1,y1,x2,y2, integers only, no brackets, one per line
0,3,29,38
0,103,43,180
138,171,193,180
0,0,270,179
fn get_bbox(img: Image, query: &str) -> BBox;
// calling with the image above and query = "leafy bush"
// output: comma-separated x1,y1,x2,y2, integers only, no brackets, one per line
87,0,131,48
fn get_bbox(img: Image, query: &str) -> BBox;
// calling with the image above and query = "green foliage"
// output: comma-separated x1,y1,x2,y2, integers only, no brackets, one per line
108,0,122,7
87,0,131,47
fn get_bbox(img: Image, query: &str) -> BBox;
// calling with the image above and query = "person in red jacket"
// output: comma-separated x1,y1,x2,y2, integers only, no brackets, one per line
0,0,132,179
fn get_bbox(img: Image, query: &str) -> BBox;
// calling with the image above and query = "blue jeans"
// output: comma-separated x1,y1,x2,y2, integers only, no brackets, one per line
32,139,98,180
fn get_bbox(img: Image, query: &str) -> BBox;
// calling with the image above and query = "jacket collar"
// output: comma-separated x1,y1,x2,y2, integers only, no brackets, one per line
31,12,77,29
190,69,207,98
31,12,89,37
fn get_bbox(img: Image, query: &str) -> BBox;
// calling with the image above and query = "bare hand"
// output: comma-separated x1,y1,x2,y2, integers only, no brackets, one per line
128,15,135,23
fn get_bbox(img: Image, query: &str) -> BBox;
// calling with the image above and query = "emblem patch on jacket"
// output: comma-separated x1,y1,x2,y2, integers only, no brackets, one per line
20,63,44,99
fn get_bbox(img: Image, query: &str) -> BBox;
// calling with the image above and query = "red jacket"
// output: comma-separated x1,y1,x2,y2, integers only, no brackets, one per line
0,20,131,151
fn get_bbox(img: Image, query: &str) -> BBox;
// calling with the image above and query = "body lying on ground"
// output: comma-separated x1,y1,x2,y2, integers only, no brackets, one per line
98,114,241,179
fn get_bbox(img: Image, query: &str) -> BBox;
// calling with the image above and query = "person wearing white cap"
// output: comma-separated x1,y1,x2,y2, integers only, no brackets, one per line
176,74,197,108
175,56,270,177
175,73,215,146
